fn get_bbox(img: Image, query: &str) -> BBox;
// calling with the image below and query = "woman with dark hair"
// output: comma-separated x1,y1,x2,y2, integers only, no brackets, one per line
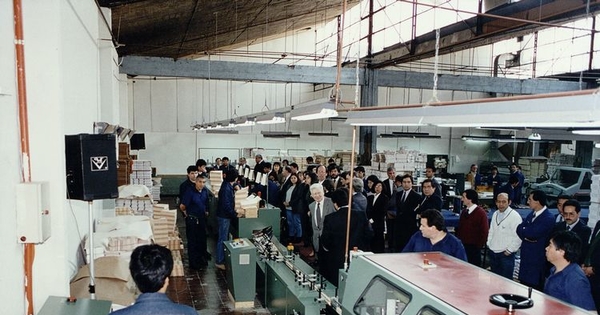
302,172,319,254
322,179,335,198
366,175,380,196
367,180,388,253
284,173,306,244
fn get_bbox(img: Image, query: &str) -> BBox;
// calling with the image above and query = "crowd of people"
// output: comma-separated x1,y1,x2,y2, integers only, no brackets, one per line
112,156,600,314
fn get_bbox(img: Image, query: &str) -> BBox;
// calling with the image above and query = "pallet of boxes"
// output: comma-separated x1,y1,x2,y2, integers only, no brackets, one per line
152,204,184,277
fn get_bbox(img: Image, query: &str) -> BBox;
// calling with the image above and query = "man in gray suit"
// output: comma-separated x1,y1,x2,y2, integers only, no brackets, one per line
309,183,335,255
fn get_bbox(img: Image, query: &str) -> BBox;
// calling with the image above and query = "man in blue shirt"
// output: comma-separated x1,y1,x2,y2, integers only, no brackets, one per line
181,174,210,270
544,230,595,311
109,245,197,315
403,209,467,261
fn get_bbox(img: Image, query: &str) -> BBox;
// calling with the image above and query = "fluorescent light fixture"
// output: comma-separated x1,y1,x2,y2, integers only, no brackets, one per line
206,129,239,134
346,106,427,126
380,132,441,139
595,143,600,148
461,135,528,143
571,129,600,135
261,131,300,138
308,132,339,137
346,90,600,128
228,119,236,128
237,117,257,127
528,133,542,140
257,113,286,125
291,98,338,121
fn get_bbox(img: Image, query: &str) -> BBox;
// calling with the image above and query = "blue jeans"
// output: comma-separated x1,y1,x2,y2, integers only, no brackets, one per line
286,209,302,238
488,250,515,279
216,217,231,264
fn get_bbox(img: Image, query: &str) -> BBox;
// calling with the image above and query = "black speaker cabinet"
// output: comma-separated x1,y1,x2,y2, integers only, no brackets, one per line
130,133,145,150
65,134,118,201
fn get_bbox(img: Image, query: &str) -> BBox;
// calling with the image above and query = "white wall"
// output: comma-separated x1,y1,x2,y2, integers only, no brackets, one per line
0,1,120,314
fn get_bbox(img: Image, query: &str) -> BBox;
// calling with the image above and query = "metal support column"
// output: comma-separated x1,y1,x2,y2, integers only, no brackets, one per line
359,68,377,165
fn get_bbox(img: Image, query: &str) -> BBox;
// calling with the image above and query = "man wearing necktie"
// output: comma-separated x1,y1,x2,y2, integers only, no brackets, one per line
455,189,489,267
551,199,590,263
391,174,422,252
308,183,335,260
515,190,555,290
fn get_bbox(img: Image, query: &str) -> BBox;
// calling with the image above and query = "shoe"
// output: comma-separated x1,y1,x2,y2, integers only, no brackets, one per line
215,263,226,271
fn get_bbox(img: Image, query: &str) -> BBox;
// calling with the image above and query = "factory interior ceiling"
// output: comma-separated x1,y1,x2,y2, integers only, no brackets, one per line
101,0,600,83
98,0,600,141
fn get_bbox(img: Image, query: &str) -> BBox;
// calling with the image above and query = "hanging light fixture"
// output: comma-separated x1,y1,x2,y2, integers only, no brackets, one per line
291,98,338,121
257,113,286,124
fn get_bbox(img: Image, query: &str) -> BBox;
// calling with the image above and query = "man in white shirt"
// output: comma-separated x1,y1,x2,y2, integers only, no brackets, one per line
486,193,522,279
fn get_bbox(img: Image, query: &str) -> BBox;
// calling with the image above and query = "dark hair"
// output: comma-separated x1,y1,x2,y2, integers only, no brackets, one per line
491,166,498,171
551,230,582,263
508,175,519,184
282,159,289,165
354,166,365,173
306,165,316,174
255,154,263,159
331,189,348,207
340,171,349,180
426,165,436,172
263,162,272,170
401,174,413,184
557,194,572,201
289,173,300,183
327,164,339,173
421,178,434,188
225,169,239,182
195,159,207,167
371,180,383,193
222,156,229,161
283,166,293,174
187,165,197,174
129,244,173,293
305,172,318,184
529,190,548,206
463,189,479,204
328,158,335,164
421,209,446,232
306,156,314,163
322,179,334,192
367,175,380,183
290,162,299,169
563,199,581,213
394,174,403,183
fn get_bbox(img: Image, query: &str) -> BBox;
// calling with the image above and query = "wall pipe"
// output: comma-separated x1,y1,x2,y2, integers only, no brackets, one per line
13,0,35,314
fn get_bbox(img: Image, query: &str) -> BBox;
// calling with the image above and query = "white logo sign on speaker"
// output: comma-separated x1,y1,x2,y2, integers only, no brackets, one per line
91,156,108,171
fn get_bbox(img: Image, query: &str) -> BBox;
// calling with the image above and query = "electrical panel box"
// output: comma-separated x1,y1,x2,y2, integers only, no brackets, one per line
16,182,51,244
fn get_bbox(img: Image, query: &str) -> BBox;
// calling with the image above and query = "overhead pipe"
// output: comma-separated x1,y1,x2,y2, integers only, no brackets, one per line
13,0,35,314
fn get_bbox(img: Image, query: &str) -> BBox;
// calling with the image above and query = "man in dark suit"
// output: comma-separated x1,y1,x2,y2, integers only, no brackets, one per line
496,175,519,205
218,156,236,172
583,220,600,310
351,178,367,213
417,179,443,211
392,174,422,252
381,167,397,199
320,189,372,286
253,154,265,178
516,190,555,290
552,199,591,263
308,183,335,258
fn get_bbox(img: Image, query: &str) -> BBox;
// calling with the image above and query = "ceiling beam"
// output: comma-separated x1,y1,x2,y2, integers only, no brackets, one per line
120,56,587,94
370,0,600,68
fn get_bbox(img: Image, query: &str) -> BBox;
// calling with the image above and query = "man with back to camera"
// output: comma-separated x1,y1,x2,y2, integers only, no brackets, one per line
551,199,591,263
497,175,519,206
109,244,197,315
320,189,373,286
486,192,522,279
215,169,238,271
516,190,555,290
455,189,489,267
402,208,467,261
544,230,595,311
